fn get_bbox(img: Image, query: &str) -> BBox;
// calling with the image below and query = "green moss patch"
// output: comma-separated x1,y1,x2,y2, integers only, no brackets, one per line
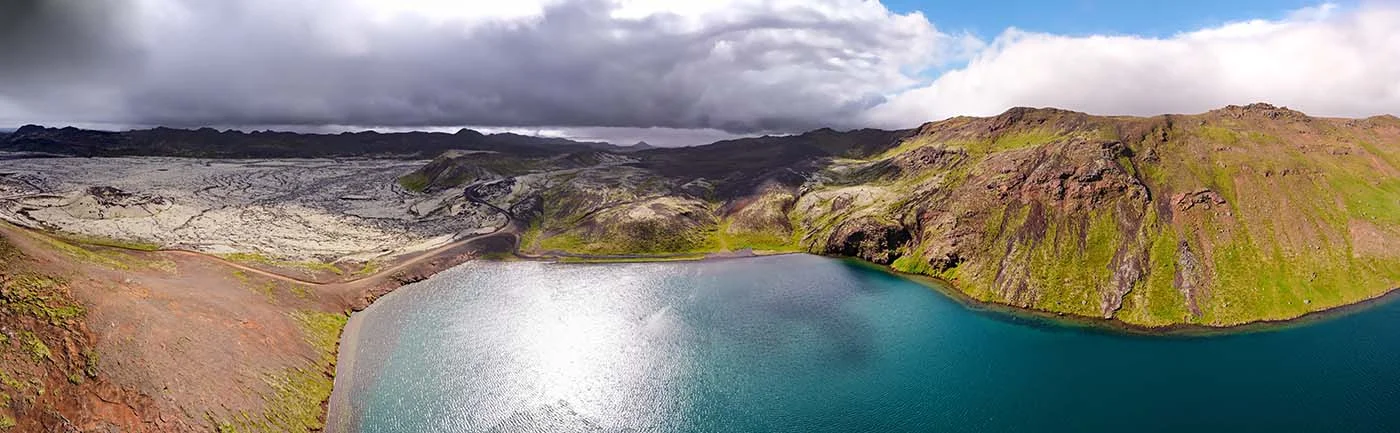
1195,126,1240,146
221,253,344,276
18,332,51,363
890,250,934,276
0,273,84,325
540,226,719,256
1023,208,1123,317
349,261,381,278
57,233,161,251
986,129,1065,152
213,367,336,433
1329,176,1400,225
32,234,132,269
289,310,348,366
396,172,430,192
716,218,797,253
1115,211,1191,326
213,310,347,433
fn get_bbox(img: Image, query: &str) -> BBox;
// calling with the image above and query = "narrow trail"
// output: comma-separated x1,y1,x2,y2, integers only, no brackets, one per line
150,224,513,287
159,250,326,286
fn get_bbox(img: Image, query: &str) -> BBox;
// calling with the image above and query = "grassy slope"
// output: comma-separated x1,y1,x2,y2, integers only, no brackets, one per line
876,109,1400,326
1146,116,1400,325
528,107,1400,327
528,170,723,256
215,310,346,433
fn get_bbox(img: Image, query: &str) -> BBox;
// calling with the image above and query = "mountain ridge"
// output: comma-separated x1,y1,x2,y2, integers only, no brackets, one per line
15,103,1395,160
0,124,623,158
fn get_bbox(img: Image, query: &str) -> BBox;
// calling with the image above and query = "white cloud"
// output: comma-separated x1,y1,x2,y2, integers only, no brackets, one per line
0,0,959,133
866,3,1400,128
348,0,557,24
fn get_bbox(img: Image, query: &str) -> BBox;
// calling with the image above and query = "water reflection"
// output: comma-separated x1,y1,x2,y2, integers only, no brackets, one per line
329,255,1400,433
418,262,696,432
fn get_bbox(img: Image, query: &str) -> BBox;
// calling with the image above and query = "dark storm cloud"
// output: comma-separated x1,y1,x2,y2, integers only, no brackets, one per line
0,0,139,96
1,0,117,77
0,0,951,132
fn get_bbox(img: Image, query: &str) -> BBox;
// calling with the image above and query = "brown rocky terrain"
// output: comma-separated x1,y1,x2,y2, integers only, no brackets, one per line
0,221,512,432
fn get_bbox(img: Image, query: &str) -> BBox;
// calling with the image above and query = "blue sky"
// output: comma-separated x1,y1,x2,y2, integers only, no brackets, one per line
884,0,1339,38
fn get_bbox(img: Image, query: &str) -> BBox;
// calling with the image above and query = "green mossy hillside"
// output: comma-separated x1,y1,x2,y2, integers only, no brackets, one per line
455,104,1400,327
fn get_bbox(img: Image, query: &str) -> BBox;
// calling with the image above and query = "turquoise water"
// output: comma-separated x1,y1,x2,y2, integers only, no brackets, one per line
326,255,1400,433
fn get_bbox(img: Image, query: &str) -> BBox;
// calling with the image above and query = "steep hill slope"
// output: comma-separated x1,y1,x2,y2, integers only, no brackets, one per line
816,104,1400,326
0,223,346,431
0,221,507,431
406,103,1400,327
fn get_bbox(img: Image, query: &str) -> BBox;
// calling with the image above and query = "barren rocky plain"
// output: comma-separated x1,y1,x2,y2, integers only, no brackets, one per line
0,156,499,264
1,103,1399,431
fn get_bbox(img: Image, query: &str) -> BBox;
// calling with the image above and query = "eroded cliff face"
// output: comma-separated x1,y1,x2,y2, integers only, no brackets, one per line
793,104,1400,326
412,104,1400,327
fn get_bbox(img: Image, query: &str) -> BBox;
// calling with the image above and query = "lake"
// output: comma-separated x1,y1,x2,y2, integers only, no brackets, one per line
326,254,1400,432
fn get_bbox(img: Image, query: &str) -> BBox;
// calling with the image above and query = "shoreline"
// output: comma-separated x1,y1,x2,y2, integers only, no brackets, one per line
432,247,1400,336
37,224,1400,430
842,257,1400,337
326,307,366,433
469,247,1400,335
509,246,804,263
310,248,1400,433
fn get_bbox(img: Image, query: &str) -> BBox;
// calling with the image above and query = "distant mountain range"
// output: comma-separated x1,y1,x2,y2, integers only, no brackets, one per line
0,124,649,158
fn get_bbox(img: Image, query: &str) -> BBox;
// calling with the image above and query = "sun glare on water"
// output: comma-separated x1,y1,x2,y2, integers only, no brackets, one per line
445,264,690,430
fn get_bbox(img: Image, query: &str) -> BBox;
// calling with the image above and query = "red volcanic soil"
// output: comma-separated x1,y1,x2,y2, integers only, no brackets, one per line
0,223,515,432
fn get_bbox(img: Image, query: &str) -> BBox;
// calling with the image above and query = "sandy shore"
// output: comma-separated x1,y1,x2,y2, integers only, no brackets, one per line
326,308,367,433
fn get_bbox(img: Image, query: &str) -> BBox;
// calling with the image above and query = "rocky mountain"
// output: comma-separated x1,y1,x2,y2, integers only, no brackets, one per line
405,103,1400,327
0,125,620,158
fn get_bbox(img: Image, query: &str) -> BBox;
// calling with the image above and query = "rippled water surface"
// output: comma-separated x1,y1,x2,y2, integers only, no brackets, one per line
327,255,1400,433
